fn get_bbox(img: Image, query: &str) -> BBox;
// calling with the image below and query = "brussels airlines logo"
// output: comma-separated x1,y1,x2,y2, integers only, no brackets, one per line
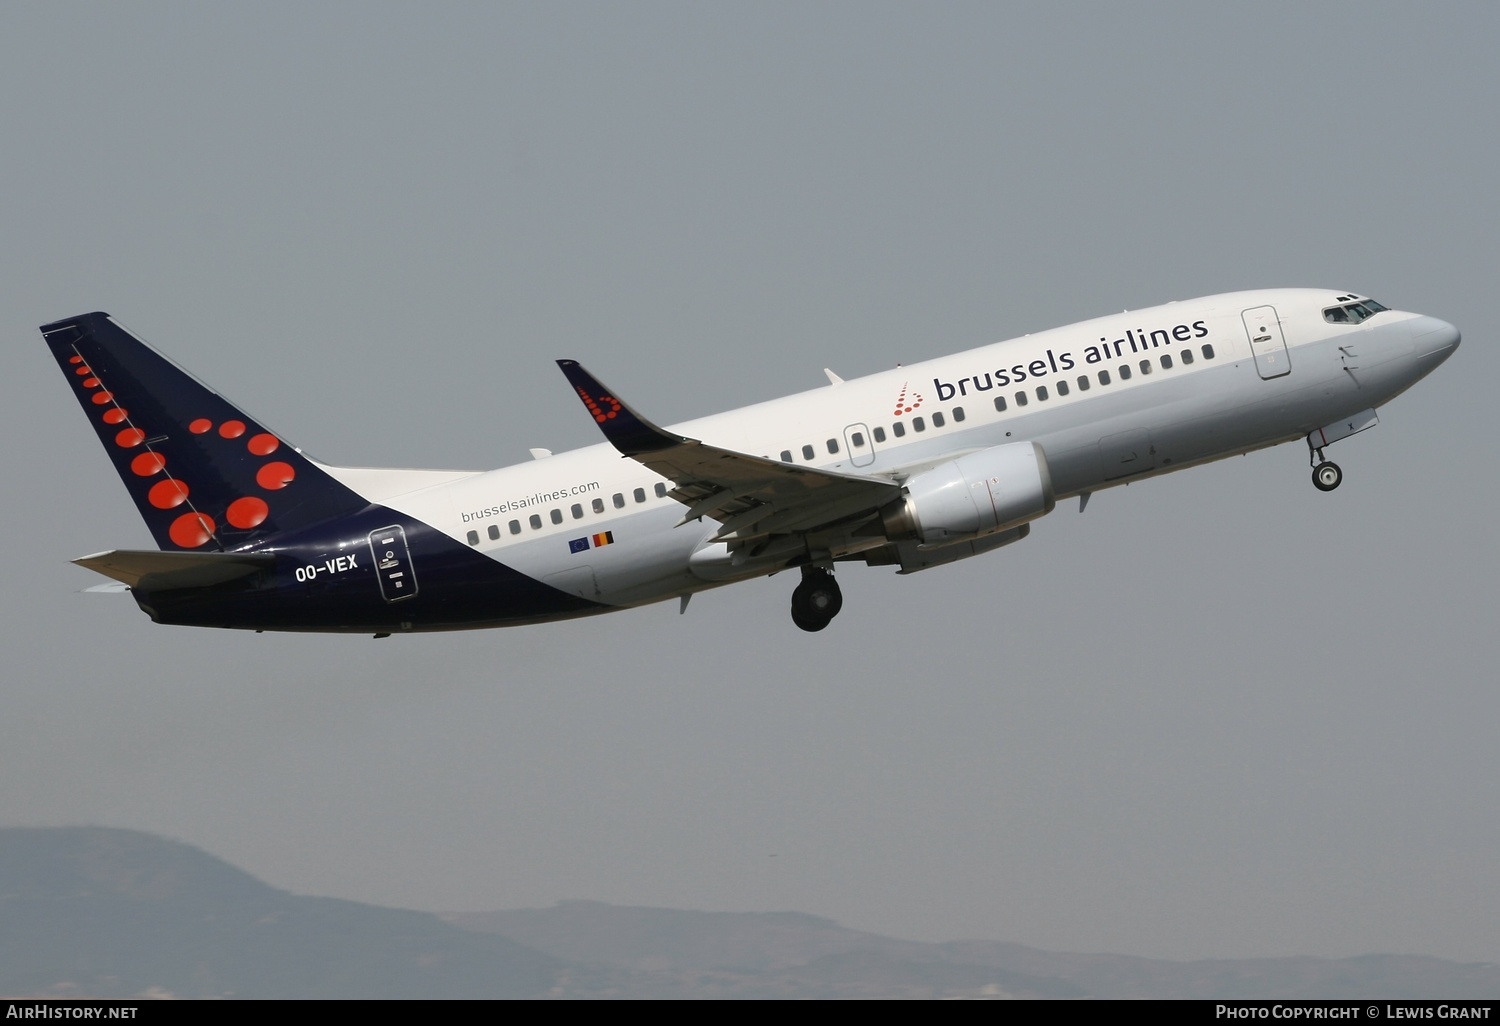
931,319,1210,401
891,383,924,417
574,386,622,424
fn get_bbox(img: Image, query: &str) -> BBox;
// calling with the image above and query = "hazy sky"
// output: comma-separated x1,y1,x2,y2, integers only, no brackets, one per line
2,2,1497,964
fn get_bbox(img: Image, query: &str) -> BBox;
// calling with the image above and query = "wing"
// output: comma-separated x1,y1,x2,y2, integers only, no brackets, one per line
556,360,900,546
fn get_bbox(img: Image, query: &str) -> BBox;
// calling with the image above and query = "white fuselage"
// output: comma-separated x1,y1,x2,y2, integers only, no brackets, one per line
324,288,1459,610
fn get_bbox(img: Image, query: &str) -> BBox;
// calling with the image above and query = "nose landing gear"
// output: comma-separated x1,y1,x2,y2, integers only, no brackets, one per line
1306,409,1377,493
1309,442,1343,492
790,565,843,632
1312,459,1343,491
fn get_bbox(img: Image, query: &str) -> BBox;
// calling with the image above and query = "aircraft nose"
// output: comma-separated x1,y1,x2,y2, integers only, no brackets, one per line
1410,315,1461,359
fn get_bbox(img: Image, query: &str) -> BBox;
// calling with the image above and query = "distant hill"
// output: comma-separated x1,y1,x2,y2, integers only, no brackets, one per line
450,902,1500,1000
3,827,1496,999
0,827,559,998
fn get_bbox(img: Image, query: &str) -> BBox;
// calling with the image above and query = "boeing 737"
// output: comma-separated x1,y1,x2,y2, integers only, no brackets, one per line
41,289,1459,634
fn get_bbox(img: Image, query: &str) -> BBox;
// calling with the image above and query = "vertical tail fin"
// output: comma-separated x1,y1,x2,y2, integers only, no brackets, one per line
41,312,367,551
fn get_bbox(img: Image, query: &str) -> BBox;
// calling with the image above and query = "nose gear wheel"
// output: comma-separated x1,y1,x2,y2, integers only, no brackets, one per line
1312,461,1343,491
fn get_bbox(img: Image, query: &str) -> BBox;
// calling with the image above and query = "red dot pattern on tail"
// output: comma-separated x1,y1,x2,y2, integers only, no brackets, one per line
247,433,279,456
226,496,269,529
148,479,189,509
256,461,295,490
131,453,166,477
66,348,297,549
169,513,216,548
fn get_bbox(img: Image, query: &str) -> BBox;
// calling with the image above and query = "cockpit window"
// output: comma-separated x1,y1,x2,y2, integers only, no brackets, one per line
1323,299,1388,324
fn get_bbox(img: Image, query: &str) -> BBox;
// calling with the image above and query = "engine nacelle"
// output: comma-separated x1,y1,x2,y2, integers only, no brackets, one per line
863,524,1030,574
881,441,1055,545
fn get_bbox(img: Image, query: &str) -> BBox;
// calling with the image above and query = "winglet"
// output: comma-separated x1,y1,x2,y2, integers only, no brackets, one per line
556,359,681,455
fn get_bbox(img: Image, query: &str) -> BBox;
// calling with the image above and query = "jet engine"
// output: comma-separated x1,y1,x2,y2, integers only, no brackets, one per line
880,441,1055,545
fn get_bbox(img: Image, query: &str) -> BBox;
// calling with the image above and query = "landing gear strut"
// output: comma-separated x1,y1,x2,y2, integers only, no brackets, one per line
791,565,843,632
1309,446,1343,492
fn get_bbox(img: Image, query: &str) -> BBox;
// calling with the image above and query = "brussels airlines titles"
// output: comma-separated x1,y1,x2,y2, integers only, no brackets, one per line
933,317,1209,399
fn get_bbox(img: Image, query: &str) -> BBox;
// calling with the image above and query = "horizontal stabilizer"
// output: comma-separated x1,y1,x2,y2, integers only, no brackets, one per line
74,549,274,589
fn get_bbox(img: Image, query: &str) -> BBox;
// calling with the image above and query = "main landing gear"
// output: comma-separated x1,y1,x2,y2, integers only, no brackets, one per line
791,565,843,632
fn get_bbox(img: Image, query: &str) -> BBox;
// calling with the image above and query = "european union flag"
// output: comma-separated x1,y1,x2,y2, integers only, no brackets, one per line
568,537,590,554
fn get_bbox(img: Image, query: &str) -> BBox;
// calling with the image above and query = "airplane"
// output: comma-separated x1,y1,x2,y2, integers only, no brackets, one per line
40,288,1459,635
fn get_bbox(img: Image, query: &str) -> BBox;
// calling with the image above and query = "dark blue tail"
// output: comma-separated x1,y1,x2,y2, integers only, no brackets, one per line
41,313,368,551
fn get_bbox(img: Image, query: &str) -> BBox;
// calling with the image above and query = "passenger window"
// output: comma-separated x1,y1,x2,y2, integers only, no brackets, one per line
1099,370,1111,385
467,530,480,546
780,450,793,463
872,426,886,442
952,406,965,422
1056,379,1070,396
1201,343,1215,360
826,438,839,454
1139,360,1152,375
1119,364,1132,380
802,444,815,460
893,421,906,437
613,493,625,509
931,412,945,428
529,514,543,530
1036,385,1049,401
571,503,584,519
1160,354,1173,369
550,509,563,525
592,497,605,514
488,524,500,541
655,482,668,498
1015,391,1028,407
633,487,646,503
850,432,865,447
913,416,926,432
1077,375,1090,391
1181,349,1194,365
509,519,521,535
993,396,1007,412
